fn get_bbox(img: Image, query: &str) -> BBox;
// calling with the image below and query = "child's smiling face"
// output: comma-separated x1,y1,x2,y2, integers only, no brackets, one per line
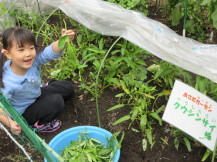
5,40,36,76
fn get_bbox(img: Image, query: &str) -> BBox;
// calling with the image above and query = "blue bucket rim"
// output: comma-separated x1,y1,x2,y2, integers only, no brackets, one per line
47,125,120,162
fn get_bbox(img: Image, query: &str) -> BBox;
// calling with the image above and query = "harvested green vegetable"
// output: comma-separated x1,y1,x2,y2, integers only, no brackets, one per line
61,131,124,162
58,34,69,50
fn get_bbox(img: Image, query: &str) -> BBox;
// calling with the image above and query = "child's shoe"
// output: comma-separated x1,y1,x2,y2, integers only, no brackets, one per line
40,79,56,87
40,82,49,87
33,119,62,133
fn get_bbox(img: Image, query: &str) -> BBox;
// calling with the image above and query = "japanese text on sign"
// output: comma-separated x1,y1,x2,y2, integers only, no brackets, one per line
162,80,217,151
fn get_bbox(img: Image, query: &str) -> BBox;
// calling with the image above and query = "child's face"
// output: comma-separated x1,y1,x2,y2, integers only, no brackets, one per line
5,40,36,76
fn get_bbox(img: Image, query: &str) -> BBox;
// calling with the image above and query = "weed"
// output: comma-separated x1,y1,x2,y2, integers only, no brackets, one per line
0,2,15,32
170,128,196,152
106,0,149,15
147,60,192,89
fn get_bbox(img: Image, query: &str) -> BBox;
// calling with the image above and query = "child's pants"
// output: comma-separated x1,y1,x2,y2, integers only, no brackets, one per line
22,80,74,125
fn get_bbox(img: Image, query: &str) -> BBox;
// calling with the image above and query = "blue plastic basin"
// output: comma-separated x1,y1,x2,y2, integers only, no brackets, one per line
44,125,120,162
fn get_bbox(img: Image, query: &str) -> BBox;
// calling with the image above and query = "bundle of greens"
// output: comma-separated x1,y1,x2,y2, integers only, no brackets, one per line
61,131,123,162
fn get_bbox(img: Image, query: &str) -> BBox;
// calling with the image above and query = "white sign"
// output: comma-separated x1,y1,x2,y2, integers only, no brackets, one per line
162,80,217,151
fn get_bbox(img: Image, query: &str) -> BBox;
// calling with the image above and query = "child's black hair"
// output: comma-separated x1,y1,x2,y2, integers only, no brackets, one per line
2,27,36,51
0,27,43,88
0,52,6,88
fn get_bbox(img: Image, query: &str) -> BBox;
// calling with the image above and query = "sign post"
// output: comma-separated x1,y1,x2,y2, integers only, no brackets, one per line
163,80,217,151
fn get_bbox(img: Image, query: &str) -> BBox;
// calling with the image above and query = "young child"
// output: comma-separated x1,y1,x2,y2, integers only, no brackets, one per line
0,27,75,134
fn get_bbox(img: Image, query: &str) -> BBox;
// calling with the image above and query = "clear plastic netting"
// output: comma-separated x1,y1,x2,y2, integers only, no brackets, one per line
3,0,217,83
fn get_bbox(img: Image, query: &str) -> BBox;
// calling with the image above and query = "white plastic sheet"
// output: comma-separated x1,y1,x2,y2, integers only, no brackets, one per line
4,0,217,83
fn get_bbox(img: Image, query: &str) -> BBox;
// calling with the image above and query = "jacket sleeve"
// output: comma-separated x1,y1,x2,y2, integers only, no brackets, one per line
35,44,63,66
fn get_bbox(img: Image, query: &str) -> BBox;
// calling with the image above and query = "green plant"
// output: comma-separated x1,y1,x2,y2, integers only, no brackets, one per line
202,149,212,161
147,60,192,89
45,34,85,81
1,155,27,162
193,76,217,100
98,40,168,149
61,131,124,162
78,40,108,96
170,128,196,152
106,0,149,15
201,0,217,29
94,37,121,127
43,21,108,92
104,40,150,86
103,40,164,148
0,2,16,31
201,148,217,162
164,0,209,41
108,100,164,150
10,7,63,46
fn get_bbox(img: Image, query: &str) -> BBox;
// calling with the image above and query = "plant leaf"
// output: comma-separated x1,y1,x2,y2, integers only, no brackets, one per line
77,34,83,45
107,104,125,111
183,137,192,152
115,93,125,98
140,114,147,131
156,105,165,114
58,35,68,50
112,115,130,125
145,129,153,146
131,109,140,120
201,149,211,161
149,112,162,125
170,7,183,26
50,69,61,76
142,138,147,151
211,8,217,29
201,0,212,5
174,137,179,150
99,148,112,155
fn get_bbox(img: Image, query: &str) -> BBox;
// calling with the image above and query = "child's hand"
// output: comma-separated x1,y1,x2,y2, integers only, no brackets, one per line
61,29,75,41
52,29,76,53
10,121,21,135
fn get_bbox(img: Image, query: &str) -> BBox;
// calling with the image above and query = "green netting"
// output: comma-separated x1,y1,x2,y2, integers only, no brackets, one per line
0,94,63,162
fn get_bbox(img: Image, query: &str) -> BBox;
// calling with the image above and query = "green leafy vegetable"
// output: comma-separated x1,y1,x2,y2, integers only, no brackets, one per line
61,131,123,162
58,35,69,50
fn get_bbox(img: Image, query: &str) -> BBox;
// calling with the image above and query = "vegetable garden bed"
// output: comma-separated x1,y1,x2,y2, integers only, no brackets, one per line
0,84,210,161
0,0,217,161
